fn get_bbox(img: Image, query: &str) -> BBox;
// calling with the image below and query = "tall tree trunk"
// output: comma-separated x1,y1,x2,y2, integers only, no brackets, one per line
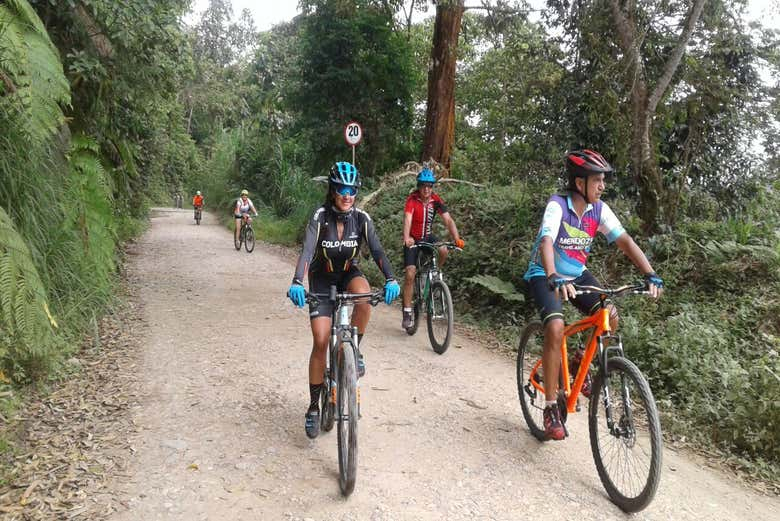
610,0,707,232
421,0,464,174
630,82,662,229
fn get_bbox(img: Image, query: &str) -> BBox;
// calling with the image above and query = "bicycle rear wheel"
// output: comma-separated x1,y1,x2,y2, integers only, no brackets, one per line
195,210,201,225
244,227,255,252
516,321,548,440
426,280,453,354
588,356,662,513
337,340,358,496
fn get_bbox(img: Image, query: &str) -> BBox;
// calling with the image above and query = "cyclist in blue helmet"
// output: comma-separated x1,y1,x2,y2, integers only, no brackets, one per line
287,161,400,439
401,167,465,330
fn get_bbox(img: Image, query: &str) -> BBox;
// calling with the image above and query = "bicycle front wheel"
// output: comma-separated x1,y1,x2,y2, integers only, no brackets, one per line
244,227,255,252
516,321,547,440
406,299,421,336
588,356,662,513
320,369,335,432
426,280,453,354
337,340,358,496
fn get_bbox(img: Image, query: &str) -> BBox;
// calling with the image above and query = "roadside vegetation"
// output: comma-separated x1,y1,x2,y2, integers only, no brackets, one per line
1,0,778,488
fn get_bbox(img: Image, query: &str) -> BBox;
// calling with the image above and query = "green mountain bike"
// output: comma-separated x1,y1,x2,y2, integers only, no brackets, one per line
405,241,460,354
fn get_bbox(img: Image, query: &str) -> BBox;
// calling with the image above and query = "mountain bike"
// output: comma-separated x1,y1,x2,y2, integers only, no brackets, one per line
194,206,202,225
516,283,662,513
405,241,461,354
306,286,383,496
234,214,255,252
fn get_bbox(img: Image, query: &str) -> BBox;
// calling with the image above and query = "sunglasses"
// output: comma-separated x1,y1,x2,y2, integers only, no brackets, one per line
418,183,434,189
334,185,357,197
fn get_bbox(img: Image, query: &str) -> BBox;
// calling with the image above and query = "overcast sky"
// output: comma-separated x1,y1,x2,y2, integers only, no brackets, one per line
186,0,301,31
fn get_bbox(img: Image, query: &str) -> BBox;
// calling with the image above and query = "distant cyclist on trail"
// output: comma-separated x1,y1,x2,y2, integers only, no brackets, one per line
192,191,204,217
401,167,464,330
286,161,400,439
234,189,257,245
524,149,663,441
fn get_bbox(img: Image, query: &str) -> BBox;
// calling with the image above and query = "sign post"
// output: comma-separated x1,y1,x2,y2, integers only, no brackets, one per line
344,121,363,165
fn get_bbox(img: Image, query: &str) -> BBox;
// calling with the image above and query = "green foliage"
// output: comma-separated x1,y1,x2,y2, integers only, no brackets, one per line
290,0,415,177
54,135,117,319
466,274,524,302
0,207,61,380
0,0,70,143
456,12,567,181
0,0,198,385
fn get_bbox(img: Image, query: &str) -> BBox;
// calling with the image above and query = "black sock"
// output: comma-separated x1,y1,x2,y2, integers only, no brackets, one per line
309,383,322,411
357,333,364,349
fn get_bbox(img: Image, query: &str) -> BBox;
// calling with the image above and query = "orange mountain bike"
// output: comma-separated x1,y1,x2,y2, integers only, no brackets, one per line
516,283,662,513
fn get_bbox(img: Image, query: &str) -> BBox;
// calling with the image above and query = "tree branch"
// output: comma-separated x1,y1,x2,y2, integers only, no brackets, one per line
646,0,707,115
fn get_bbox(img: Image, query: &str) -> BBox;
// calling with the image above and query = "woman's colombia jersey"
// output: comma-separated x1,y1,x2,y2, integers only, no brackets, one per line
293,206,394,282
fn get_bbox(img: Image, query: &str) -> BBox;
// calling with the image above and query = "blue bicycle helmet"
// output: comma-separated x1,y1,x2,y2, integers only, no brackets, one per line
329,161,361,187
417,168,436,184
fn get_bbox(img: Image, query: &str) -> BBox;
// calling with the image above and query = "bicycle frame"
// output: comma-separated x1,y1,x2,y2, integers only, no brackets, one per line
326,296,360,406
414,246,439,311
526,296,624,414
413,241,459,310
310,287,381,407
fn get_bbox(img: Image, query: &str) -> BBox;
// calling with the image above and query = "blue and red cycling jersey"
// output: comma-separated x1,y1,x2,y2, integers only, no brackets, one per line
524,194,625,280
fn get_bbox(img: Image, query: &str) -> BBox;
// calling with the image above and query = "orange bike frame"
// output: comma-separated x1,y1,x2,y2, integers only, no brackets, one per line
528,304,612,414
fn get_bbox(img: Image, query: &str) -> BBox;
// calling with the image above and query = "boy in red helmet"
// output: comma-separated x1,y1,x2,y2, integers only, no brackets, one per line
524,150,663,440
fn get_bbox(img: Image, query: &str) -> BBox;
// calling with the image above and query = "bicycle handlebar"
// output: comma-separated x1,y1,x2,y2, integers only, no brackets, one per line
305,289,384,307
573,283,649,297
413,241,463,252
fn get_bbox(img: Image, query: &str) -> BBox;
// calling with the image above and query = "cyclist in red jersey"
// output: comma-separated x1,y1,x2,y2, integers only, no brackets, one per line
401,167,464,330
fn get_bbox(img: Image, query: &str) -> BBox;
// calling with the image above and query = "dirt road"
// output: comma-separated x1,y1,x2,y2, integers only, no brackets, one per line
104,208,778,520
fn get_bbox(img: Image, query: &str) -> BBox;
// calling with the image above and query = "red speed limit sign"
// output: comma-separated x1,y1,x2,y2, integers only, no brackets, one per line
344,121,363,146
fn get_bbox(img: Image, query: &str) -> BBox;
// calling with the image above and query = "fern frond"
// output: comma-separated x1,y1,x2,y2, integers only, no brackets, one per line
0,205,58,375
0,0,69,143
466,274,525,302
0,6,26,79
4,0,57,50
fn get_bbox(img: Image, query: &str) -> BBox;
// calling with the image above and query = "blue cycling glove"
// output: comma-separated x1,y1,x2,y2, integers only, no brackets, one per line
384,279,400,305
547,272,568,290
644,272,664,289
288,283,306,308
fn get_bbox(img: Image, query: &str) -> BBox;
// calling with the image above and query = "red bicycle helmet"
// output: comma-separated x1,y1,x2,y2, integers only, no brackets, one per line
566,149,614,178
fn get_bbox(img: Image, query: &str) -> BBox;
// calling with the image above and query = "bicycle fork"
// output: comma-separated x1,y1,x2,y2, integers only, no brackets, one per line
597,334,633,438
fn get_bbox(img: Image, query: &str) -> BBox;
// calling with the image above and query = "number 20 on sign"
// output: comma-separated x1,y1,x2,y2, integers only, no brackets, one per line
344,121,362,164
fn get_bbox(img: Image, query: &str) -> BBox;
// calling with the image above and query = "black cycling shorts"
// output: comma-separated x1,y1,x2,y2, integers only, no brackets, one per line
308,266,365,319
403,235,440,268
527,270,604,325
